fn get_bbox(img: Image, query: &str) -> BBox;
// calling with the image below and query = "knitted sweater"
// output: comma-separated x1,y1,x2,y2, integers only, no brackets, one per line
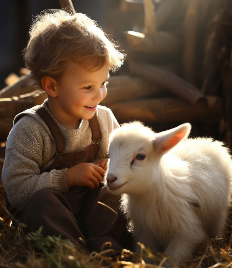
2,99,119,211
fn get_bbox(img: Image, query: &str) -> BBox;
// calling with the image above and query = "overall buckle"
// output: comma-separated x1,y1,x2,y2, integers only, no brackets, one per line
56,151,64,161
92,139,100,149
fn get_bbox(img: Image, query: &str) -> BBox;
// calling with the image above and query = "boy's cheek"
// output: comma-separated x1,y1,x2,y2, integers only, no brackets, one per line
103,87,107,99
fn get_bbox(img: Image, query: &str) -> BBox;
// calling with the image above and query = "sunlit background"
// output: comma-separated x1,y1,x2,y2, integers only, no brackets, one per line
0,0,107,89
0,0,231,146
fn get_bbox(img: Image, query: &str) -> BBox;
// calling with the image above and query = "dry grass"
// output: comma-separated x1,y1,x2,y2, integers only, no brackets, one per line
1,195,232,268
0,210,154,268
1,158,232,268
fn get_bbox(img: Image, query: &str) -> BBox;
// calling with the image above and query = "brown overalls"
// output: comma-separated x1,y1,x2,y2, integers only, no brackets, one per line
6,107,128,255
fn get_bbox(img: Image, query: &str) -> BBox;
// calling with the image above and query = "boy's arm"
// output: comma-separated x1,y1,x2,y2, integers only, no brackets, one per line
2,116,69,211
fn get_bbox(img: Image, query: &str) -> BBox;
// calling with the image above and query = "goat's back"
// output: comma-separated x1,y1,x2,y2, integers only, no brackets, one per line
170,137,232,234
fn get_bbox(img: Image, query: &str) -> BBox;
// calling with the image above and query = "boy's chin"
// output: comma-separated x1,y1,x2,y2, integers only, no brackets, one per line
82,112,96,120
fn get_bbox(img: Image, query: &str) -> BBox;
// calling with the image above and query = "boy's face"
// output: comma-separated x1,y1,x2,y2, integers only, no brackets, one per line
51,60,109,128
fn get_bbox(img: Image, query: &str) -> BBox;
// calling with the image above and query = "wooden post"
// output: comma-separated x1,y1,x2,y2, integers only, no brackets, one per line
125,0,180,55
201,0,224,95
0,75,34,98
223,47,232,148
102,75,173,105
182,0,201,85
0,98,34,118
0,119,13,141
128,61,207,108
4,73,19,86
155,0,183,30
143,0,156,36
0,91,47,118
107,96,222,125
59,0,75,14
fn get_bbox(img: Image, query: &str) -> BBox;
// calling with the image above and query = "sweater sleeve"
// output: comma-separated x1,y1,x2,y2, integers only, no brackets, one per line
2,116,69,211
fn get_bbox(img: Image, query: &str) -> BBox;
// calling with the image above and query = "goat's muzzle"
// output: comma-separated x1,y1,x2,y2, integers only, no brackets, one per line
107,176,117,184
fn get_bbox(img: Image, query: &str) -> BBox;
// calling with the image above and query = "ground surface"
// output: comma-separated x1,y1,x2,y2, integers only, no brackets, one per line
1,158,232,268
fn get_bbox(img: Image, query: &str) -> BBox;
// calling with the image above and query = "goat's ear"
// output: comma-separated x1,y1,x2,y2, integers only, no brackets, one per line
153,123,191,156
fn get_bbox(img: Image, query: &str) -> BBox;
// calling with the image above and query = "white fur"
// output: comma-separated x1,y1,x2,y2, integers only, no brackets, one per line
106,121,232,265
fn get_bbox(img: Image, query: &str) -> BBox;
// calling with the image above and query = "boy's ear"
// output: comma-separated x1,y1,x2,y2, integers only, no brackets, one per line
153,123,191,157
41,76,58,97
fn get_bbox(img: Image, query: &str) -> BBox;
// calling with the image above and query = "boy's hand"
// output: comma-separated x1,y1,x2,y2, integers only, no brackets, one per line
67,163,105,190
96,158,109,171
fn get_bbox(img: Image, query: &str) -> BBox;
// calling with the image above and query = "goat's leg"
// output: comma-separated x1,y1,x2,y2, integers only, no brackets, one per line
163,229,205,268
204,209,227,238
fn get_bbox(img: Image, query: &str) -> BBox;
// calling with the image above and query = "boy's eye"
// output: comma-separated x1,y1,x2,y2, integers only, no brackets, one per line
83,85,92,90
101,81,109,86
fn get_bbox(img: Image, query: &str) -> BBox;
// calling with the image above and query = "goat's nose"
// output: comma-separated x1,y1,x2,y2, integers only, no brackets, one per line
107,177,117,184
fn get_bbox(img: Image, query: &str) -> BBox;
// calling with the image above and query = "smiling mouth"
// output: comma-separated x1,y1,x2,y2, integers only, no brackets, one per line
84,105,97,111
108,182,127,191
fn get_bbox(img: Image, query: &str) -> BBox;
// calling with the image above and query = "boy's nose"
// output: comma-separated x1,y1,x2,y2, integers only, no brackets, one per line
93,87,107,101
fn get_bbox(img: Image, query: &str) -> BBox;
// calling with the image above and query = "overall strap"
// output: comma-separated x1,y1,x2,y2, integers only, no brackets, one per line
89,114,101,148
36,107,65,153
36,107,101,152
36,107,102,171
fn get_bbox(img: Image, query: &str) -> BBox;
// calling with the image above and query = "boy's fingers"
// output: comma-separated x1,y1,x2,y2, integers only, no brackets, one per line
96,160,101,166
92,170,103,182
99,159,106,167
93,164,105,176
89,176,99,189
96,159,108,168
102,160,108,170
86,180,96,191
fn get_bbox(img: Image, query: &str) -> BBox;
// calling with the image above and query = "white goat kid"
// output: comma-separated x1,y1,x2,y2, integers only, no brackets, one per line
106,122,232,267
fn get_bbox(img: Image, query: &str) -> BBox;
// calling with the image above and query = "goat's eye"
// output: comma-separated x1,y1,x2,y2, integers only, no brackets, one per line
136,154,146,160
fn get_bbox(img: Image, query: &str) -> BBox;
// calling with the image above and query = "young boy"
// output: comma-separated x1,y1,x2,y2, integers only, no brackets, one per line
2,10,127,255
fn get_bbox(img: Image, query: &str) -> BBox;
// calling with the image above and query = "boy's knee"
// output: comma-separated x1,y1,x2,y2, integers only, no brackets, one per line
24,189,68,214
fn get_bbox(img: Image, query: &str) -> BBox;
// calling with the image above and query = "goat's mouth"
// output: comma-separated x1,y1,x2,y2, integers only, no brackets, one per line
107,182,127,191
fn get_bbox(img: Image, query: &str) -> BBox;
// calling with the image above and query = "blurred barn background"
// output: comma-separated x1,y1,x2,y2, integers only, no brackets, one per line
0,0,232,156
1,1,232,267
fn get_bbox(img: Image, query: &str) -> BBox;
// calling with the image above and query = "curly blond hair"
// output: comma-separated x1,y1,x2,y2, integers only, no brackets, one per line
24,10,125,89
